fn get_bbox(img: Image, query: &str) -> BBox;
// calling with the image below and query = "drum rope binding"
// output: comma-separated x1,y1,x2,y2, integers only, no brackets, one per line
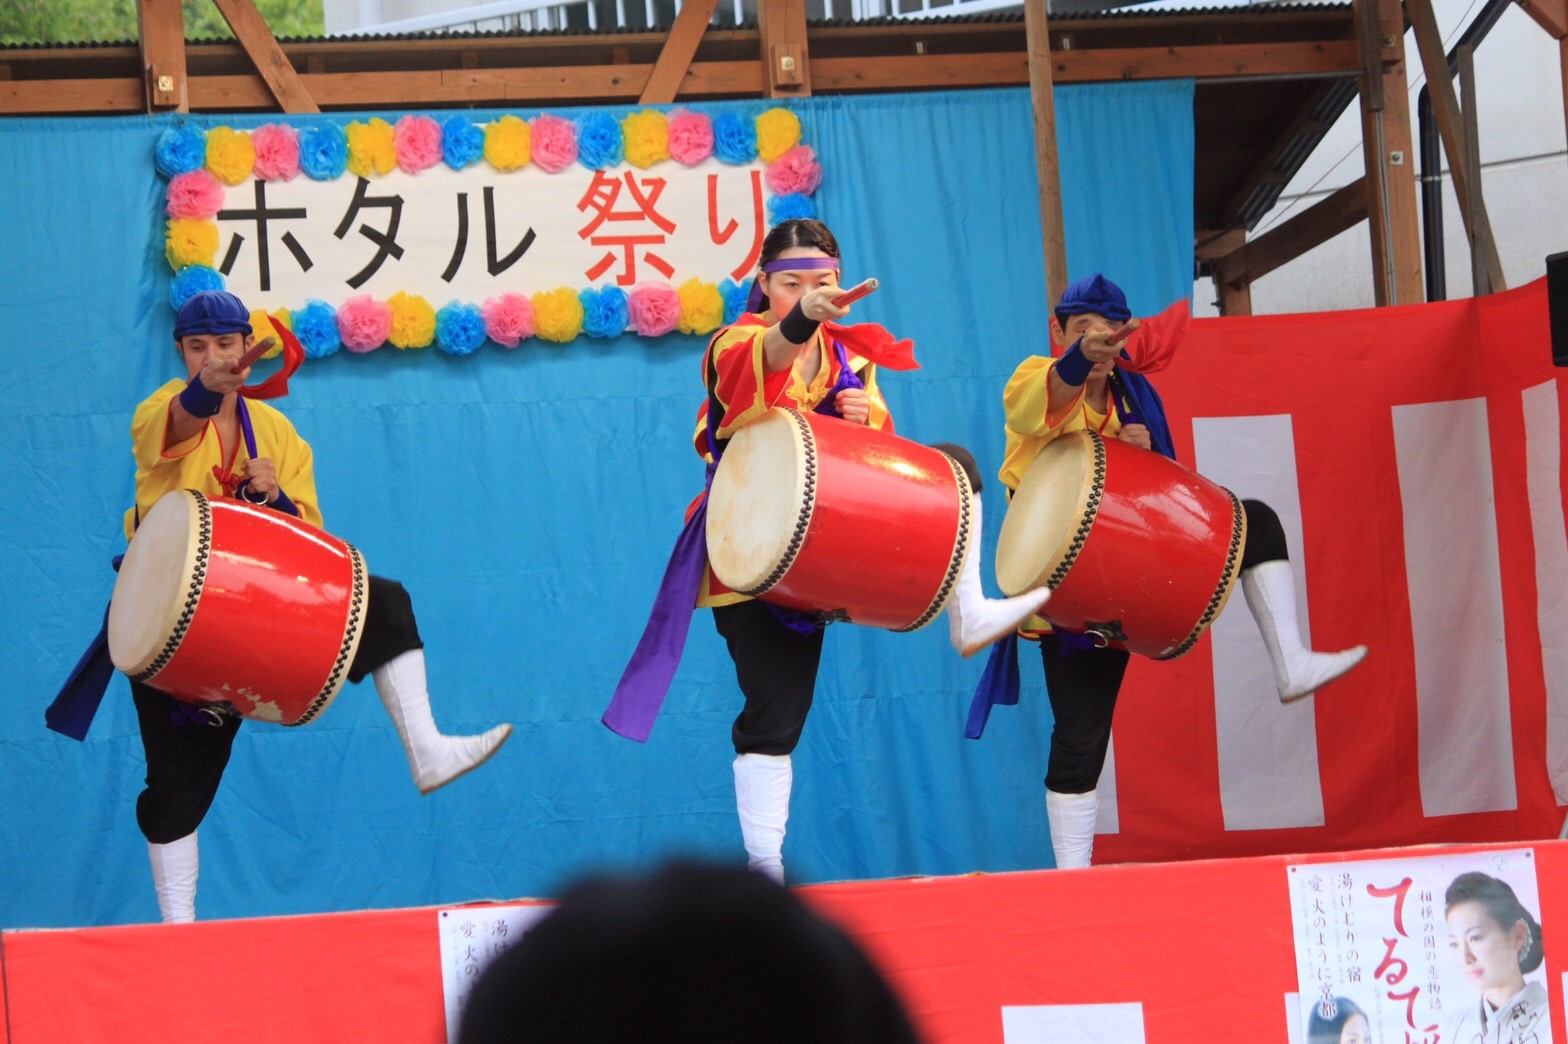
893,453,972,633
1157,489,1246,661
1045,430,1107,591
289,544,369,727
134,490,215,683
739,408,818,598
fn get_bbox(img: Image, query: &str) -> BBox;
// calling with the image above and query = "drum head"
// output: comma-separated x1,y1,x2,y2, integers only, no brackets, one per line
706,410,811,594
108,489,201,675
995,431,1095,595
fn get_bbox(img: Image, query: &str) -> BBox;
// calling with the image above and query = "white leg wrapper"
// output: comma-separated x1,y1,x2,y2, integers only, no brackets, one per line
1241,561,1367,703
148,832,199,924
373,649,513,794
1046,789,1099,870
947,494,1051,657
734,753,792,884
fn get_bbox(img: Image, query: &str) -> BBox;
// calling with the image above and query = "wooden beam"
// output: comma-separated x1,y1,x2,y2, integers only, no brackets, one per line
135,0,187,112
1,78,145,114
1406,0,1506,292
1355,0,1423,306
1563,37,1568,158
756,0,811,98
207,0,319,113
1517,0,1568,39
1212,177,1368,288
640,0,721,104
1024,0,1068,309
1048,40,1361,81
1459,45,1493,295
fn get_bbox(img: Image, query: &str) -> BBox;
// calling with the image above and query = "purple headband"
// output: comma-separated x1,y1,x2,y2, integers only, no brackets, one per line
747,256,842,312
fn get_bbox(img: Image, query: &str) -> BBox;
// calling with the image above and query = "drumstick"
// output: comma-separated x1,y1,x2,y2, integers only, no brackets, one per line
832,278,878,308
1107,323,1134,346
230,336,276,374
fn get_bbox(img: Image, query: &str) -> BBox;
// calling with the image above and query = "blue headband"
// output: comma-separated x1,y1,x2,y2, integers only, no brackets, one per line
748,256,842,312
1056,273,1131,324
174,290,253,340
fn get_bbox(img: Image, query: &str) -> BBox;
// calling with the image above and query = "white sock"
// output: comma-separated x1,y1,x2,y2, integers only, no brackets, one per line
1046,789,1098,869
148,832,198,923
734,753,792,883
372,649,513,793
947,493,1050,657
1241,561,1367,702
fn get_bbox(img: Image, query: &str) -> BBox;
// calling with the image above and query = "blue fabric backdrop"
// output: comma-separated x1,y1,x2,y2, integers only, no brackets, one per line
0,82,1193,928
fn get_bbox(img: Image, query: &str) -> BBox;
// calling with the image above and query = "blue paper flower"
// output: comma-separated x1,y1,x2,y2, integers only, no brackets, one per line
155,125,208,178
292,300,342,359
435,302,487,355
441,117,485,170
576,112,624,170
299,125,349,181
579,286,629,339
168,265,224,309
712,112,757,165
718,278,752,324
768,192,816,224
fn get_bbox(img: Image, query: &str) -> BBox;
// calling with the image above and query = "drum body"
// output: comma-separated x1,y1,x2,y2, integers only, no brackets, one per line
706,409,973,632
108,489,368,725
995,429,1245,660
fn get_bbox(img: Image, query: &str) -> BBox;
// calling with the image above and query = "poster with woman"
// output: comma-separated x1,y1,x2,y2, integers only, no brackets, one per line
1287,848,1551,1044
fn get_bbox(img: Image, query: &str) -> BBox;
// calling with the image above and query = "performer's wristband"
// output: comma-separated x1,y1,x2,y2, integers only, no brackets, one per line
778,301,821,346
270,488,299,517
236,480,270,505
177,373,224,418
1054,339,1094,387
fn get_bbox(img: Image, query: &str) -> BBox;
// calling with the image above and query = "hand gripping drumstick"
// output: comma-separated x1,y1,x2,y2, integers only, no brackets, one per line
230,336,276,373
1107,322,1134,346
832,278,878,308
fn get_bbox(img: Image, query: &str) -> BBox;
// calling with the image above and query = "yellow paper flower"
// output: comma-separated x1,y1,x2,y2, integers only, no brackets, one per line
387,291,436,349
249,309,292,360
622,110,670,170
755,108,801,163
347,118,397,177
484,115,532,172
165,219,219,270
676,278,724,335
532,288,584,343
205,126,255,186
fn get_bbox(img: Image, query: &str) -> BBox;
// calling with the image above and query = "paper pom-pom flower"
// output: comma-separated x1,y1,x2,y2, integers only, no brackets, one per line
169,266,225,309
622,110,670,170
628,283,681,337
767,192,816,224
765,145,822,196
442,116,484,170
292,300,341,359
249,309,291,359
676,278,725,335
718,278,751,325
205,126,255,186
336,295,392,353
166,171,225,220
436,302,487,356
712,112,757,164
576,112,624,170
346,118,397,177
579,286,629,339
299,125,349,180
251,124,301,181
394,114,443,174
667,109,714,166
387,291,436,349
484,115,532,172
156,125,208,178
166,219,219,270
530,113,578,174
482,292,535,347
755,107,802,163
532,288,585,343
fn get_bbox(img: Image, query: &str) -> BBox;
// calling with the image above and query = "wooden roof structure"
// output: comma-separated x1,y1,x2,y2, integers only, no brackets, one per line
5,0,1566,311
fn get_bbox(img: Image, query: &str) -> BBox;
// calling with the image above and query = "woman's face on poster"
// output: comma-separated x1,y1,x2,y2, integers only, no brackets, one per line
1339,1012,1371,1044
1446,900,1527,991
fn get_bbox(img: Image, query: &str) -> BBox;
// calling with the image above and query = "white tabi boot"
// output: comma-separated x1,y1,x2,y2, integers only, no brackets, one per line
148,832,199,923
1241,560,1368,703
1046,789,1099,870
734,753,792,884
947,494,1051,657
373,650,513,794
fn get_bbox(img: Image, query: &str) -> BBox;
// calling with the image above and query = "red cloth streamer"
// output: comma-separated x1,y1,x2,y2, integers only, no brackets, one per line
822,321,919,371
1114,298,1189,375
238,316,305,400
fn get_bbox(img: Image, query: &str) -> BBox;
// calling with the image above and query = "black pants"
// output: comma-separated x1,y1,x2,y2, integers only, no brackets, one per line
132,575,422,843
1039,499,1288,794
712,599,823,757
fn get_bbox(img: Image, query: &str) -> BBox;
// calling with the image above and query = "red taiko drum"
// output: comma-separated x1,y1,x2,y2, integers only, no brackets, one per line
108,489,368,725
995,429,1245,659
706,408,973,632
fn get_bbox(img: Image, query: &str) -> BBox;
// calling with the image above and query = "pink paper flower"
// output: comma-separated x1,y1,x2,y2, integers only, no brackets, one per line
394,114,443,174
765,145,822,197
627,283,681,337
530,113,578,174
336,295,392,352
482,292,535,347
251,124,301,181
667,109,714,166
165,170,225,219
